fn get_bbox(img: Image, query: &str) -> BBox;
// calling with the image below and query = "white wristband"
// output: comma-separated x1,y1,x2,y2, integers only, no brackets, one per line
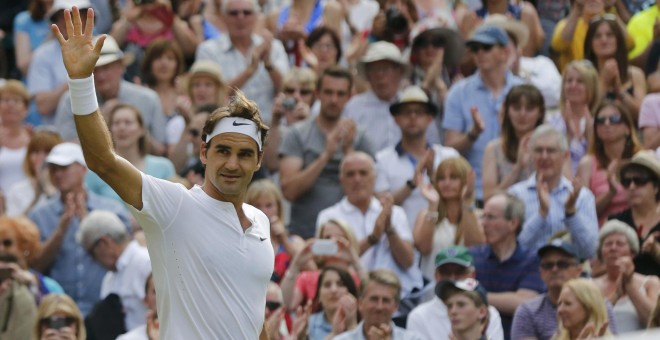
68,75,99,115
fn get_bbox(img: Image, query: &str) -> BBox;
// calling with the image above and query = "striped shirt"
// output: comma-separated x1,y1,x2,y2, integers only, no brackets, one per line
508,175,598,260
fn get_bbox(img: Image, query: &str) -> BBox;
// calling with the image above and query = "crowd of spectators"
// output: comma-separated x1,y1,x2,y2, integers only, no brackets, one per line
2,0,660,339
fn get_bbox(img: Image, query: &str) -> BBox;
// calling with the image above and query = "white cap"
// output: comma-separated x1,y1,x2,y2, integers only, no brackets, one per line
48,0,93,22
94,35,131,68
46,142,87,167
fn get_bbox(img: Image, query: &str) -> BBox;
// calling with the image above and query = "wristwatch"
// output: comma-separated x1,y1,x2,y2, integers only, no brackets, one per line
406,179,416,190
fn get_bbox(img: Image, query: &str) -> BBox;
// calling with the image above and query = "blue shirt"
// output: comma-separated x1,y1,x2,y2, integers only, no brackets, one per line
470,243,545,340
308,312,333,340
507,175,598,259
13,11,49,51
442,71,523,200
28,192,131,315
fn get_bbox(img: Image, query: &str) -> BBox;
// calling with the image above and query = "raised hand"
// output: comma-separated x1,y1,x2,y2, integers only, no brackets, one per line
469,106,485,138
417,171,440,206
537,175,551,217
52,7,104,79
565,179,582,215
606,159,620,192
367,323,392,340
339,119,357,154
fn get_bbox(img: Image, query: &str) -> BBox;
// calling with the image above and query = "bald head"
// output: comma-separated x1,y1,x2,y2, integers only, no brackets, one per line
340,152,376,206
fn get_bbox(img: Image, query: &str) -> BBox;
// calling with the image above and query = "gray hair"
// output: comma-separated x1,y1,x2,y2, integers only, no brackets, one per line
500,193,525,235
222,0,261,14
598,219,640,258
340,151,376,175
529,124,569,153
76,210,128,247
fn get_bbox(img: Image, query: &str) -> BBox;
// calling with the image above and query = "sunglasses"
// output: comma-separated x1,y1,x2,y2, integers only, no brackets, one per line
590,13,618,23
595,114,624,125
1,239,13,248
415,38,444,49
468,43,495,53
283,87,313,96
540,260,576,270
227,9,254,17
621,175,652,188
265,301,282,311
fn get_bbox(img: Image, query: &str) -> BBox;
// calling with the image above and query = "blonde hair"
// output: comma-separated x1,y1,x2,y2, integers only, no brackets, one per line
34,294,86,340
559,60,602,115
553,278,611,340
0,216,41,267
316,218,359,254
246,179,285,222
434,157,473,243
283,67,318,90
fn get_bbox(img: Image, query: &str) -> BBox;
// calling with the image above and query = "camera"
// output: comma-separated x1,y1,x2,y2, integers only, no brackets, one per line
385,5,408,33
133,0,156,6
42,317,74,330
282,97,297,110
0,268,12,284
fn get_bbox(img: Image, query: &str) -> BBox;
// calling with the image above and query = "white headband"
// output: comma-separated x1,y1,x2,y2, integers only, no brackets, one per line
206,117,263,151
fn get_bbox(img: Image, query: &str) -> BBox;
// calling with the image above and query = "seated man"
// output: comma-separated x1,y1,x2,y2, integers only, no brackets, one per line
511,237,619,340
28,143,131,315
78,210,152,331
316,152,423,308
334,269,424,340
436,278,492,340
470,193,544,339
407,246,504,340
508,124,598,259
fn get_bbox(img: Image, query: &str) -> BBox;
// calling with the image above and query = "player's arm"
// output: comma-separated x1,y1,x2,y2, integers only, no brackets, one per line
53,7,143,209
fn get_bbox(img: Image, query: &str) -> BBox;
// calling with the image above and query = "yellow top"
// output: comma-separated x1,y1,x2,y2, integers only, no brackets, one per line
627,5,659,59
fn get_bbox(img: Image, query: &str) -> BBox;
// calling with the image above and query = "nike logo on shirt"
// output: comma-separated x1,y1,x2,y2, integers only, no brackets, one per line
259,237,268,242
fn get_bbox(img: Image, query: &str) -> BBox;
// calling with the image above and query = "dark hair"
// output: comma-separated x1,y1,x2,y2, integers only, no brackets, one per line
584,18,629,84
501,84,546,163
29,0,49,21
108,104,149,156
202,90,269,150
305,26,343,63
141,39,185,88
196,104,221,115
317,66,354,93
589,100,641,170
312,266,358,313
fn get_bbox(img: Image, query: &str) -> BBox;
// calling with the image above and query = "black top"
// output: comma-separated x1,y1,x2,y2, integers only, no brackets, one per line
609,209,660,276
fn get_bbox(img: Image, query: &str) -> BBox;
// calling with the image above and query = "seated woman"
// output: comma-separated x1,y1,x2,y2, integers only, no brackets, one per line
5,129,62,217
85,104,176,203
577,101,642,226
415,157,484,280
306,266,359,340
584,15,646,120
554,278,613,340
609,150,660,276
0,216,64,300
34,294,86,340
546,60,601,174
594,220,660,333
482,84,546,201
281,219,364,312
245,179,304,283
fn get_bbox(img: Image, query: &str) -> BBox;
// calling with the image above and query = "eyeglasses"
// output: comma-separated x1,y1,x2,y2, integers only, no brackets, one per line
265,301,282,311
532,147,561,156
621,175,652,188
468,43,495,53
540,260,577,270
415,38,444,49
1,239,13,248
283,87,314,96
480,214,505,221
227,9,254,17
595,114,624,126
312,42,336,51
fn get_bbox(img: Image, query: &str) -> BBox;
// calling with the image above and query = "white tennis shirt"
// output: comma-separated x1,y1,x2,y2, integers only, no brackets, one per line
131,174,274,339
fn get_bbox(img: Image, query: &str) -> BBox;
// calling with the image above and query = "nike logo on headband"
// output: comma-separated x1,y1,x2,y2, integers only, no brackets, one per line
233,120,250,126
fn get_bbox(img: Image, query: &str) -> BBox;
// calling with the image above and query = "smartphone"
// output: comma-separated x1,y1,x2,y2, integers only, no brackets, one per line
44,317,71,330
0,268,12,283
311,239,338,256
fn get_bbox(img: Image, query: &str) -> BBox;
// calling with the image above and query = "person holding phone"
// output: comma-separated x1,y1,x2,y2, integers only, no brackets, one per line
52,7,273,339
34,294,86,340
0,252,38,340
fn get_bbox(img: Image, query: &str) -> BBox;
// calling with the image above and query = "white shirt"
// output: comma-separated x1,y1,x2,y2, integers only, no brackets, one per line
130,174,274,340
519,56,562,109
316,197,423,297
116,325,148,340
375,144,459,228
100,240,152,331
407,296,505,340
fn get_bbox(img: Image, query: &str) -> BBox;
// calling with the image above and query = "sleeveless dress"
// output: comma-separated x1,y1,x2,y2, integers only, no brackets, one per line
613,276,652,333
419,218,462,280
587,155,629,226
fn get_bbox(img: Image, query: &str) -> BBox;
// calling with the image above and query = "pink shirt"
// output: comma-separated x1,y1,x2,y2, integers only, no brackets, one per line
588,155,629,226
